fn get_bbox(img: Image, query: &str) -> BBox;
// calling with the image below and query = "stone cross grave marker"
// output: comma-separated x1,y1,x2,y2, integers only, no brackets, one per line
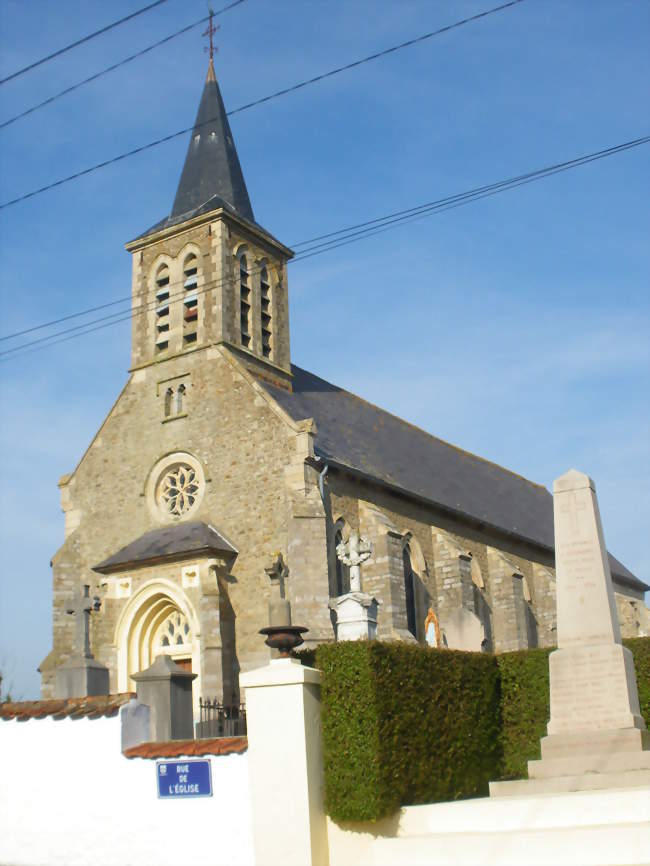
265,552,292,628
66,584,101,659
336,532,372,593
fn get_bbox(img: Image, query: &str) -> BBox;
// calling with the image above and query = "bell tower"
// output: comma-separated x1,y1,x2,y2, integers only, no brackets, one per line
125,57,293,384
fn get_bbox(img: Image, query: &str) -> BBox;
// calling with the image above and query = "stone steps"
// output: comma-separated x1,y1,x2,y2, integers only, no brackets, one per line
529,750,650,779
369,822,650,866
490,768,650,796
362,788,650,866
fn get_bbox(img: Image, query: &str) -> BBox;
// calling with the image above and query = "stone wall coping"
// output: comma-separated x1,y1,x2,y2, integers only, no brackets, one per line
240,658,322,690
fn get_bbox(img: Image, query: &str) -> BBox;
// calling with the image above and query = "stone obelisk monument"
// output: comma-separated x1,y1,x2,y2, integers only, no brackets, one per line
491,469,649,795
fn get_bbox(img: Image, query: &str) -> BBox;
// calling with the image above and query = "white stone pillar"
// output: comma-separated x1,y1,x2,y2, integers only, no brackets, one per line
240,658,329,866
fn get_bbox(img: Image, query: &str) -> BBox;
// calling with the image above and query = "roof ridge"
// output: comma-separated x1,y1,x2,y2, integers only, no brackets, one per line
291,364,549,495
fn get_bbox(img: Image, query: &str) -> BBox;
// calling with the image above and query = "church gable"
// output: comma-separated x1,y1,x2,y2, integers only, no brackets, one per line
46,345,311,699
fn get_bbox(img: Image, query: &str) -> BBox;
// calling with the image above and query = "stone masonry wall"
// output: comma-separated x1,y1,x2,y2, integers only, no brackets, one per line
43,347,303,698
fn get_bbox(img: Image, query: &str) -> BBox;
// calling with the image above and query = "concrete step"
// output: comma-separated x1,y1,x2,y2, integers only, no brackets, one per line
529,750,650,779
326,787,650,866
540,728,650,759
490,768,650,797
369,822,650,866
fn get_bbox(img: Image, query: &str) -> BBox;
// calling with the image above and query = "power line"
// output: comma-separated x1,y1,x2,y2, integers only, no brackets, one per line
0,0,171,86
0,1,247,130
2,134,648,360
0,0,525,210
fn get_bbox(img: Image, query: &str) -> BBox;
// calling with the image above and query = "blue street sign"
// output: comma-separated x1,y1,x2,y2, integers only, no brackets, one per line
156,759,213,798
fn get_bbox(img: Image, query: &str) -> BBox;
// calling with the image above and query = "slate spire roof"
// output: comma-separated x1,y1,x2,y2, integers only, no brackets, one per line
133,59,256,240
171,58,254,223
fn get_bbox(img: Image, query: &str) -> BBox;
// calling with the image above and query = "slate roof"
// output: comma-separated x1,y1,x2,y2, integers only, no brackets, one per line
0,694,133,721
132,61,263,242
258,366,647,593
93,521,237,574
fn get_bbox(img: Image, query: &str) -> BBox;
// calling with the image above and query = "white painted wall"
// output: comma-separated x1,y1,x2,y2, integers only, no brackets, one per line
0,715,254,866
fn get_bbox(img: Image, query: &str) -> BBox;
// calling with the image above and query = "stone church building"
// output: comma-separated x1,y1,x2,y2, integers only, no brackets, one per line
39,61,649,705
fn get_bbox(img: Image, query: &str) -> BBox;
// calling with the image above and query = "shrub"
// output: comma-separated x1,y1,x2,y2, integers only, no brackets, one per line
305,636,649,822
624,637,650,725
314,642,501,822
496,648,551,779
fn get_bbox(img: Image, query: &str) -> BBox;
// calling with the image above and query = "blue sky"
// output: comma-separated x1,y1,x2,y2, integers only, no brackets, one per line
0,0,648,698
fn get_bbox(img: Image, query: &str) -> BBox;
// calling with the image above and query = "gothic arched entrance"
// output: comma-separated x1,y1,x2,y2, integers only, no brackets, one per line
114,580,201,702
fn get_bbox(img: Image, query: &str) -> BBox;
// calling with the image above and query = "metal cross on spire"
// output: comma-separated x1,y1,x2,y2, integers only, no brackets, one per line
203,8,219,62
66,584,101,659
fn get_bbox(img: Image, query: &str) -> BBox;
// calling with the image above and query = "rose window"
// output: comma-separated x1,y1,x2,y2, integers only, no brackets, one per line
158,463,200,517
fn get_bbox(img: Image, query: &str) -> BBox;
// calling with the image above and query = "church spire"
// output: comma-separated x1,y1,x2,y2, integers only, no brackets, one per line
170,56,254,224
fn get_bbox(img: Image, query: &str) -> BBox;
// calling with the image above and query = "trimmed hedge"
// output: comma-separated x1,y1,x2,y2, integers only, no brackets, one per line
498,639,650,779
302,636,650,823
497,647,551,779
625,637,650,724
314,642,501,822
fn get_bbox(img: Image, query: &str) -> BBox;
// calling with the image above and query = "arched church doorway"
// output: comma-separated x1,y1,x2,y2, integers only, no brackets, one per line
114,580,201,701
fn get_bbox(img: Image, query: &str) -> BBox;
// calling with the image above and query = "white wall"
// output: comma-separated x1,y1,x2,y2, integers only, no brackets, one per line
0,715,254,866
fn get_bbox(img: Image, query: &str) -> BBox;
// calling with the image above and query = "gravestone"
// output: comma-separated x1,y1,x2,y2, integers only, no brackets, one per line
330,533,379,640
441,608,484,652
54,584,109,698
491,469,650,796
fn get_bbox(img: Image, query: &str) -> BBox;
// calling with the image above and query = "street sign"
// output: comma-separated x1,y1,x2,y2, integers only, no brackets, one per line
156,759,213,798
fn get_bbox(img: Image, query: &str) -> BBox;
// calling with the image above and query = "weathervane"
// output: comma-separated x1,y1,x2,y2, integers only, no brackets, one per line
203,8,219,62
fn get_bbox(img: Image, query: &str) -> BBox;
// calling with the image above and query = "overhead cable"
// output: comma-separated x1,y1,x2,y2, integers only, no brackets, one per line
0,1,247,130
0,0,524,210
0,0,171,86
1,133,648,359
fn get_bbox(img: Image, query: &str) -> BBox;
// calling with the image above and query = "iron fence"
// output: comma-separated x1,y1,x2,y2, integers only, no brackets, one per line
196,698,247,739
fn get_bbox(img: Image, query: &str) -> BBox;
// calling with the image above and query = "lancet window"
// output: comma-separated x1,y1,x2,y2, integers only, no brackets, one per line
175,383,186,415
260,265,271,358
155,264,171,353
239,253,251,348
402,544,417,637
182,254,199,346
164,387,173,418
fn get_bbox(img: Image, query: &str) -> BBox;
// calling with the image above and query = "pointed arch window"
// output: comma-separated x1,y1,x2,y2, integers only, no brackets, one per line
164,387,173,418
175,383,186,415
260,265,271,358
183,254,199,346
155,264,171,353
402,544,417,638
239,253,251,348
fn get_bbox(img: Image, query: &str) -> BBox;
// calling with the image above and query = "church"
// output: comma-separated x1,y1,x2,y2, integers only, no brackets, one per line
38,59,649,706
